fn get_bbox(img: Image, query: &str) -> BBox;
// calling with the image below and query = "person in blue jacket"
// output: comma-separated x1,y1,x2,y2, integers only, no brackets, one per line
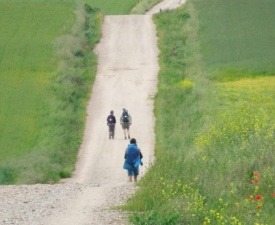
123,138,143,182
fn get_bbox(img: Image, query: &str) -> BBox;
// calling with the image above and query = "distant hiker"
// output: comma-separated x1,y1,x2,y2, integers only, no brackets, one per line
107,110,116,139
123,138,143,182
120,108,132,139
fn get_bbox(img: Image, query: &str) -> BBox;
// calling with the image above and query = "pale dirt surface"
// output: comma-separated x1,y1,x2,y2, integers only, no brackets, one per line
0,1,185,225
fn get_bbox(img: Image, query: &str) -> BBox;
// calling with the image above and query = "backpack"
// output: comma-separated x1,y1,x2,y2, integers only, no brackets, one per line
122,111,129,123
108,115,115,123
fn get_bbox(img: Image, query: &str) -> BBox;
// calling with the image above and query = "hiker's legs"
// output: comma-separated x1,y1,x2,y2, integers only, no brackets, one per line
133,168,139,182
126,128,130,139
128,169,134,182
122,123,130,139
109,124,115,139
125,123,130,139
123,129,127,139
128,127,131,136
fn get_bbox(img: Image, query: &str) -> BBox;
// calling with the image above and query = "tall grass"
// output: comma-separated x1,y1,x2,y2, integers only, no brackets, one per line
125,1,275,224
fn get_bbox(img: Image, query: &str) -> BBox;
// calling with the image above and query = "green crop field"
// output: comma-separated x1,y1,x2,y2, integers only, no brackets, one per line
126,0,275,224
194,0,275,80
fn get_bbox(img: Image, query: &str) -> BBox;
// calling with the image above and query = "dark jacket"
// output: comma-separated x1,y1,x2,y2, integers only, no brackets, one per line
107,115,116,125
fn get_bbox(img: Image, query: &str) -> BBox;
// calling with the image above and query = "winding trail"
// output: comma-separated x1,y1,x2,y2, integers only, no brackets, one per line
0,1,185,225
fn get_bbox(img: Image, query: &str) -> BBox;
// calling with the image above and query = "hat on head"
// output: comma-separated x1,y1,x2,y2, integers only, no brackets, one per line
130,138,136,144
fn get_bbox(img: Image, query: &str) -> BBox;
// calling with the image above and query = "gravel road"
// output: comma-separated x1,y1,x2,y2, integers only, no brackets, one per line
0,1,185,224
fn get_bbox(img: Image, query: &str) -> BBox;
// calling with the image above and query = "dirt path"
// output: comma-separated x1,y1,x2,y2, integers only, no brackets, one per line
0,1,185,225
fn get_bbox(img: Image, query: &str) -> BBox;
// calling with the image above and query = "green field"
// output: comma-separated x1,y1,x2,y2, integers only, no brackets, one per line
195,0,275,79
126,0,275,224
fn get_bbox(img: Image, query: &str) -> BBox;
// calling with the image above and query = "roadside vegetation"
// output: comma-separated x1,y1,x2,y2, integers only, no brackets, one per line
125,0,275,224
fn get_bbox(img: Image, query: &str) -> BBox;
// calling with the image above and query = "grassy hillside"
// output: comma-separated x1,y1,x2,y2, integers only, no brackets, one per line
126,1,275,224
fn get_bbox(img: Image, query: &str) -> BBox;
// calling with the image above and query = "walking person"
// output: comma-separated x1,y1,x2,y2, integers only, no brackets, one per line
107,110,116,139
120,108,132,139
123,138,143,182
